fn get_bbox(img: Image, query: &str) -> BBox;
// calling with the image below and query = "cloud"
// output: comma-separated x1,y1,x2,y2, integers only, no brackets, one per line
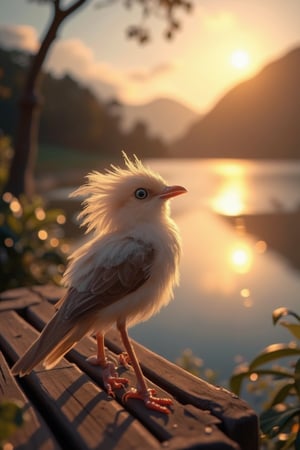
46,38,176,103
0,24,39,51
0,25,123,100
46,38,123,100
0,24,177,105
128,62,176,82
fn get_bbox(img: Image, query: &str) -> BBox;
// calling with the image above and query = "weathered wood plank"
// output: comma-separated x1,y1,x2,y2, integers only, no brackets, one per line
0,352,60,450
26,285,259,450
104,329,259,450
0,287,41,311
0,310,162,450
30,285,67,304
0,285,259,449
25,300,242,449
0,287,34,301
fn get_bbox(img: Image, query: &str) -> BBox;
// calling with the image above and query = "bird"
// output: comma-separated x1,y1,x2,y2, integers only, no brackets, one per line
12,152,187,414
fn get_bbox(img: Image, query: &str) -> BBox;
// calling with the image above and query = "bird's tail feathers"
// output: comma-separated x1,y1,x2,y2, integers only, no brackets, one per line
11,315,90,377
43,330,82,369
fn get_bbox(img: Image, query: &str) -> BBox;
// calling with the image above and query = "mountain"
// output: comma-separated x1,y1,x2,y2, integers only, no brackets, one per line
172,47,300,158
120,98,198,143
0,46,168,158
0,46,195,156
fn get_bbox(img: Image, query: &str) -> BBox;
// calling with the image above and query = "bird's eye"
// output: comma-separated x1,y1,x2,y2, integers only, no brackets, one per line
134,188,148,200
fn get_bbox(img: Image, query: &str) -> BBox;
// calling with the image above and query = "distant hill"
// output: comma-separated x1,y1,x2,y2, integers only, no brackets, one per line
0,45,196,156
172,47,300,159
0,46,168,158
120,98,198,143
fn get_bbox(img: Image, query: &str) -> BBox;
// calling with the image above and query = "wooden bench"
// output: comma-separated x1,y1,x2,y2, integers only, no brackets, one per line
0,285,259,449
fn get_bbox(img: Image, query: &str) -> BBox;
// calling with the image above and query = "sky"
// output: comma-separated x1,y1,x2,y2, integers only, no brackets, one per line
0,0,300,113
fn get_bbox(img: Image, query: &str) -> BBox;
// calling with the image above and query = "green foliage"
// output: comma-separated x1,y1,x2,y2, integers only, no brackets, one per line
125,0,193,43
230,307,300,449
0,193,67,291
0,134,13,189
0,132,67,291
0,400,25,448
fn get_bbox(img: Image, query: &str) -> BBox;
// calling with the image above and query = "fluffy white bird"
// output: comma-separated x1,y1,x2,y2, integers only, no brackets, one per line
12,153,187,413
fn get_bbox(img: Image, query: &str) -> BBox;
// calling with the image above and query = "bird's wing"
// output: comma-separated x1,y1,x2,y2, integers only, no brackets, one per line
60,238,155,321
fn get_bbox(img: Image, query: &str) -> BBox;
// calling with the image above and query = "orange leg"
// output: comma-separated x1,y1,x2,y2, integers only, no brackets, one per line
117,321,173,414
86,333,107,366
87,333,128,396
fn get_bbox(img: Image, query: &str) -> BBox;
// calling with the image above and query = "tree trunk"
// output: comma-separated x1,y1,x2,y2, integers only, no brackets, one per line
5,89,42,198
4,0,89,198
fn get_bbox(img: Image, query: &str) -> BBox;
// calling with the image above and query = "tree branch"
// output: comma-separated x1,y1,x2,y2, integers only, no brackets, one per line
62,0,91,17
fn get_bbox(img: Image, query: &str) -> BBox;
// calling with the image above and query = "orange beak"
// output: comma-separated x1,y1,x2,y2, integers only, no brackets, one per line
159,185,187,200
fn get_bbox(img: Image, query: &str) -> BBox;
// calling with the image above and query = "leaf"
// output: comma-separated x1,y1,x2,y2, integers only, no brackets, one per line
260,405,300,437
44,209,64,222
249,344,300,370
268,382,295,408
7,215,22,235
281,432,296,450
273,307,300,325
295,429,300,450
0,400,24,442
230,368,293,396
280,322,300,340
294,359,300,398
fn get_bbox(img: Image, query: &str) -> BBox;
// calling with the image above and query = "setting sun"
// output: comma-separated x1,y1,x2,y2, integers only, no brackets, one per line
230,50,250,70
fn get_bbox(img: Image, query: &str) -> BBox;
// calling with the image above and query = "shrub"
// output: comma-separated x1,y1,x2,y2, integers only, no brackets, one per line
230,308,300,449
0,400,25,449
0,193,67,291
0,133,67,292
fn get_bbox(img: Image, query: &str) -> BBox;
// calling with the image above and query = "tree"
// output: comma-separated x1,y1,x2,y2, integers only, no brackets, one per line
4,0,193,198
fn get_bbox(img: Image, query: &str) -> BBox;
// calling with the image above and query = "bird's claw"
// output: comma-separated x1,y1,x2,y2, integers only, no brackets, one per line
102,361,128,396
105,377,129,397
123,388,173,414
118,351,131,368
87,356,128,395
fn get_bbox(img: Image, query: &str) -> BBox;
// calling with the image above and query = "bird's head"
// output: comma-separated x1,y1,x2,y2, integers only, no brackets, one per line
71,152,187,234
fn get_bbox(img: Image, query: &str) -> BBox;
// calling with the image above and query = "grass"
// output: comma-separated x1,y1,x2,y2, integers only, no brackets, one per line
37,144,111,171
36,144,118,190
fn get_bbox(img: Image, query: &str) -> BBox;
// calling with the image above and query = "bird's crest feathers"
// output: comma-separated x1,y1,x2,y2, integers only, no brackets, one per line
70,152,166,235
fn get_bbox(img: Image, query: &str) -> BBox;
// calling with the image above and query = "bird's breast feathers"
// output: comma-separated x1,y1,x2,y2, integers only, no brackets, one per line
61,220,181,328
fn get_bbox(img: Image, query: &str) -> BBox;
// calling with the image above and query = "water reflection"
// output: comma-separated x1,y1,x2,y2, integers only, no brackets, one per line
230,241,253,274
240,288,253,308
129,158,300,384
213,184,245,216
46,158,300,385
211,161,247,216
209,159,300,274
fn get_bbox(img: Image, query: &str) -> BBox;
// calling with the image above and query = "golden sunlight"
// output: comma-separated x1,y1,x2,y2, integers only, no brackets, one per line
212,186,244,216
230,49,250,70
230,242,253,274
211,161,247,216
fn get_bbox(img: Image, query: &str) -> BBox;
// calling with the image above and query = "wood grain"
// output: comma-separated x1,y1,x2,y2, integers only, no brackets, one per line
0,285,259,449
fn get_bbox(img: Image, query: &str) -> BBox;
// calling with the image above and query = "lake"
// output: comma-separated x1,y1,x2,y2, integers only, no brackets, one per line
49,158,300,400
126,159,300,384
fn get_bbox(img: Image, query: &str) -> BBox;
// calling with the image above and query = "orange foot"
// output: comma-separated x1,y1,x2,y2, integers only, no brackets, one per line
118,352,131,368
102,362,129,396
86,356,128,396
123,388,173,414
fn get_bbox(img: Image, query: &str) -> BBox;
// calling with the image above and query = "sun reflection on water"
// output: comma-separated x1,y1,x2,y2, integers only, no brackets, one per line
230,242,253,274
211,161,249,216
212,184,244,216
171,160,275,313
